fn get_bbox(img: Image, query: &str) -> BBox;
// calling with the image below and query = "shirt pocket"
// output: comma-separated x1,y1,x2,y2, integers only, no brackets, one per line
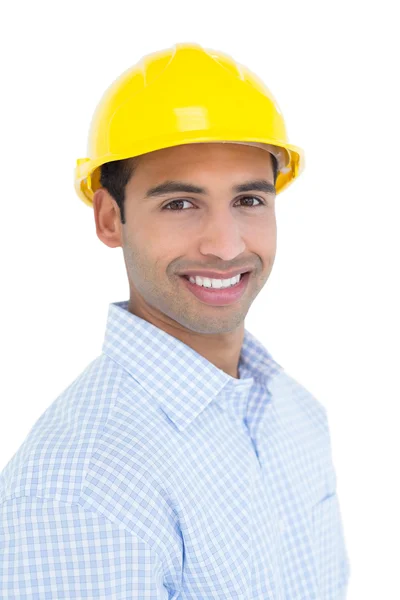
311,492,351,599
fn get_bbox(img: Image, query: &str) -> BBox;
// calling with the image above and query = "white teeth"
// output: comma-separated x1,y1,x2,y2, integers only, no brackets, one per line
188,274,241,288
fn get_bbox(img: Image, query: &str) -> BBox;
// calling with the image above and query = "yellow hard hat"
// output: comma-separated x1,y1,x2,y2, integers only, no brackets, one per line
74,42,305,207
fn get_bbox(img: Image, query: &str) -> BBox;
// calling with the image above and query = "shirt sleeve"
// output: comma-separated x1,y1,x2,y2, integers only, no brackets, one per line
313,410,351,598
312,491,351,598
0,495,171,599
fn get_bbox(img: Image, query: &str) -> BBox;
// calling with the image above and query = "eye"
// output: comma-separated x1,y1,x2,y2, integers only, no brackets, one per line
161,195,266,211
162,199,195,211
236,195,266,208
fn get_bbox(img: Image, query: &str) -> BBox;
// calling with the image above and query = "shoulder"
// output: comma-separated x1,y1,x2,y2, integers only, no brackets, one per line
0,354,127,504
0,353,180,549
269,368,338,496
269,367,329,436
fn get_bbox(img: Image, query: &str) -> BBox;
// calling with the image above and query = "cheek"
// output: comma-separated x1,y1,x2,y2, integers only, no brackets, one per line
143,220,185,246
246,219,276,246
148,227,194,262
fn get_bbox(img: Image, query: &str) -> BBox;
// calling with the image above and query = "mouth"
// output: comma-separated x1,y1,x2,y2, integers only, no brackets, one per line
178,271,251,306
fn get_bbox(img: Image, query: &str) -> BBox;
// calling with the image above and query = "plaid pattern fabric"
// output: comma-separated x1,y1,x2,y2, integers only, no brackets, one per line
0,299,350,599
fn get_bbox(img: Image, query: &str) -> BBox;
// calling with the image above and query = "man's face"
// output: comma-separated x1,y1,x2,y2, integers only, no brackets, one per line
119,142,277,335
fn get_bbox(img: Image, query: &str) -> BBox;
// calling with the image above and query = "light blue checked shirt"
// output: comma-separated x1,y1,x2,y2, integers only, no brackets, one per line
0,299,350,599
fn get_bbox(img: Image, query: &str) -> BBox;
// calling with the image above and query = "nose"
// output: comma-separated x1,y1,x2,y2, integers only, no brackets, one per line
198,210,246,262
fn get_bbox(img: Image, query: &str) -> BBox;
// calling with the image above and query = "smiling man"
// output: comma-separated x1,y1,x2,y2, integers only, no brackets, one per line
95,142,278,380
0,43,351,599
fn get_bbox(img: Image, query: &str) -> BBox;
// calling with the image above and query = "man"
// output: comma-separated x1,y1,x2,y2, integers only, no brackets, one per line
0,43,350,598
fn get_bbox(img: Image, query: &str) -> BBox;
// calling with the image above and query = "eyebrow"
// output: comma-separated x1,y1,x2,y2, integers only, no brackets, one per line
144,179,276,199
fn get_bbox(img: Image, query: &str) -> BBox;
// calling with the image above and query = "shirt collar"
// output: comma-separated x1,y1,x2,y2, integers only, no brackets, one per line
101,300,282,431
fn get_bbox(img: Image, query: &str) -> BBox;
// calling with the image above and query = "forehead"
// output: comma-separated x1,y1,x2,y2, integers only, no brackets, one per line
124,143,276,202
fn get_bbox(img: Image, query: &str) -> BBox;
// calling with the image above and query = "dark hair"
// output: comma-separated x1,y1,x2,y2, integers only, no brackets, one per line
100,151,279,225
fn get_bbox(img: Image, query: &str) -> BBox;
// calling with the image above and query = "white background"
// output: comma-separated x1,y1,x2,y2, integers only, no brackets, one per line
1,1,399,598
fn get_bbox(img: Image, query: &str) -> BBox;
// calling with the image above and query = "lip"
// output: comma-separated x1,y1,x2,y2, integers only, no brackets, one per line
178,268,252,279
180,271,251,306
